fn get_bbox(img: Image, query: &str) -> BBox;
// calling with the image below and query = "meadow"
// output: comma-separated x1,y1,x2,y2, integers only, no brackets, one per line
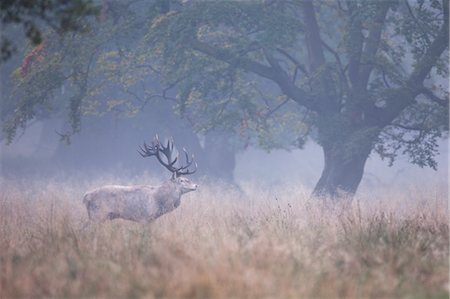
0,176,448,298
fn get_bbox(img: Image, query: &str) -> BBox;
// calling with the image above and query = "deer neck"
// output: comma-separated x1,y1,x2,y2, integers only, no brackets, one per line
162,180,183,197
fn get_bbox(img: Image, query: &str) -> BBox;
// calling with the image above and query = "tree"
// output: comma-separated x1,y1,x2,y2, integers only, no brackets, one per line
143,0,448,198
3,1,448,198
1,0,240,181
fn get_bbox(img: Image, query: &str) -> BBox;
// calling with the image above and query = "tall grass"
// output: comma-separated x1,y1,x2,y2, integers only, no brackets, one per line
0,177,448,298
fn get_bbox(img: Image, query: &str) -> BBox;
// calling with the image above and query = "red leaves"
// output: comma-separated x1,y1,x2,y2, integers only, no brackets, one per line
20,41,46,77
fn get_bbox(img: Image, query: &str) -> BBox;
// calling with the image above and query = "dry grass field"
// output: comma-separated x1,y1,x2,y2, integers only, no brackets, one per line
0,176,448,299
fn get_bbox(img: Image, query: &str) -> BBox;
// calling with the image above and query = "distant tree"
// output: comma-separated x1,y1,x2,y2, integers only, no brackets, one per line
1,0,240,181
1,1,160,141
144,0,449,198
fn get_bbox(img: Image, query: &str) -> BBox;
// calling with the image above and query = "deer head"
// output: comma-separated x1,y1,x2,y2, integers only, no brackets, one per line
138,135,198,193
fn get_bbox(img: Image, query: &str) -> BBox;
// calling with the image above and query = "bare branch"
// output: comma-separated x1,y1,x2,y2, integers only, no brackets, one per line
264,98,290,119
275,48,309,77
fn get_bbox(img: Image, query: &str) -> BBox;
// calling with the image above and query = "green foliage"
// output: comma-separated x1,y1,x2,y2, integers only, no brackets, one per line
2,0,448,189
2,1,160,142
146,0,446,163
375,100,448,169
144,1,310,148
0,0,99,61
2,41,66,142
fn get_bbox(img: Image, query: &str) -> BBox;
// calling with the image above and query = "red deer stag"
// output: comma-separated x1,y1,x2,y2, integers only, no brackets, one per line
83,135,198,223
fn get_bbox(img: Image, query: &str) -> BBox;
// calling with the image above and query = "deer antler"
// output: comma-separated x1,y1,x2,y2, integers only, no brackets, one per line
139,135,197,177
176,148,197,176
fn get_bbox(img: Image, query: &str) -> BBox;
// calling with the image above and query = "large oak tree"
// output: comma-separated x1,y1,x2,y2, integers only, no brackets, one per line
145,0,449,198
2,0,448,198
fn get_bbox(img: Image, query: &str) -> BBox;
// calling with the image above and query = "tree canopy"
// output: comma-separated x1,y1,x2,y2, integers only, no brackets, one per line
145,0,448,196
2,0,448,198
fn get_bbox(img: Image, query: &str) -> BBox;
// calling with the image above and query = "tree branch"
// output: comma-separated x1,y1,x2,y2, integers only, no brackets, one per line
408,0,449,85
301,0,338,111
346,1,364,87
275,48,309,77
358,2,390,91
374,1,448,125
189,38,317,112
301,0,327,71
190,38,274,80
420,87,449,107
389,123,425,131
320,38,349,91
264,98,290,119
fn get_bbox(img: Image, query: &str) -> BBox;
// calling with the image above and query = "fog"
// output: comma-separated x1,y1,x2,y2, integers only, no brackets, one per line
1,116,447,195
1,2,449,298
0,0,448,198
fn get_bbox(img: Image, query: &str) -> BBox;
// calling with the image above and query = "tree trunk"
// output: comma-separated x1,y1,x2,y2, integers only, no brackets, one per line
312,143,371,199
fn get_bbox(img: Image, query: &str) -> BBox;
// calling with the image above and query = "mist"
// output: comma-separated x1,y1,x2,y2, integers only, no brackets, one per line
1,119,447,195
0,1,448,298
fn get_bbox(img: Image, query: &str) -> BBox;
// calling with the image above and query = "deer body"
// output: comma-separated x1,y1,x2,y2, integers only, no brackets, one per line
83,135,198,223
84,178,197,223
